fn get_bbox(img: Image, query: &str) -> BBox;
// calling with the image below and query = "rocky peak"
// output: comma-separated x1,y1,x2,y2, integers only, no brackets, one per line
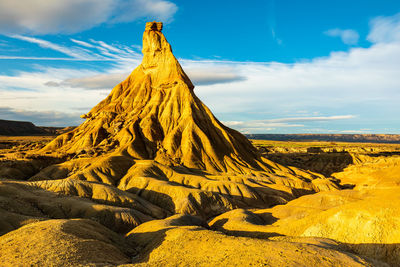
41,22,275,174
145,21,163,32
141,21,193,90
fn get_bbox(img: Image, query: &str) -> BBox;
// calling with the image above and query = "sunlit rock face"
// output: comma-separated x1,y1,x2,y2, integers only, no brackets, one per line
33,21,334,219
43,21,274,174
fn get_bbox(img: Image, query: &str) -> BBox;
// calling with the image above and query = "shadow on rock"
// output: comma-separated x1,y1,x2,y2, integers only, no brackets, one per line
263,151,354,177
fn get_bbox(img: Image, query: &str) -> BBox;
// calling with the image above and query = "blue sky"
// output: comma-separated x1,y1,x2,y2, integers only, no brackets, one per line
1,0,400,133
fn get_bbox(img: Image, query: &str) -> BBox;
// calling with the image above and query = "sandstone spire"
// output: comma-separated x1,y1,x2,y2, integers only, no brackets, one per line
43,21,272,174
34,22,334,219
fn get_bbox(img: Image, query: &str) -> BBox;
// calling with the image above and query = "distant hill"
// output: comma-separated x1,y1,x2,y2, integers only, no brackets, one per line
246,134,400,144
0,119,75,136
0,119,49,136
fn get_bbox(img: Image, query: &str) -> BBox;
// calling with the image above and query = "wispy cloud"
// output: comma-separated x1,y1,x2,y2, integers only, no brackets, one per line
0,0,177,35
266,0,282,45
10,35,96,60
88,38,140,60
70,38,95,48
324,28,359,45
0,56,78,60
5,35,141,62
367,12,400,43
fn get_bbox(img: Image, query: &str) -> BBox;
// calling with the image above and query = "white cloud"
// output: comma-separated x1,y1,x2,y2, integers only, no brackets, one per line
0,106,82,126
42,68,246,91
184,66,246,86
367,13,400,43
224,121,304,128
324,28,359,45
0,0,177,35
267,115,355,123
340,130,369,134
111,0,178,23
223,116,355,133
193,37,400,115
0,67,107,114
43,63,247,90
44,81,60,87
61,73,130,90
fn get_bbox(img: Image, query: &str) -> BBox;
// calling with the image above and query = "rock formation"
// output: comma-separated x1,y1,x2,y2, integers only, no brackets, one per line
43,22,274,174
124,215,373,266
31,21,337,218
0,219,134,266
210,144,400,266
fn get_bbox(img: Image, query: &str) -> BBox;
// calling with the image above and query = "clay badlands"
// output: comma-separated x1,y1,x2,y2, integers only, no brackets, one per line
1,22,400,266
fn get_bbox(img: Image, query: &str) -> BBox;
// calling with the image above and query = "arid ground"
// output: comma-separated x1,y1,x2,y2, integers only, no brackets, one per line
1,134,400,266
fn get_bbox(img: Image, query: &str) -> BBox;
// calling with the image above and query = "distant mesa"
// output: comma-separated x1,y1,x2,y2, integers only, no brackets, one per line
0,119,48,136
0,119,76,136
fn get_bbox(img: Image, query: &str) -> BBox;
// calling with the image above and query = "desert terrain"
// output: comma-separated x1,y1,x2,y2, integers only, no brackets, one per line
1,22,399,266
